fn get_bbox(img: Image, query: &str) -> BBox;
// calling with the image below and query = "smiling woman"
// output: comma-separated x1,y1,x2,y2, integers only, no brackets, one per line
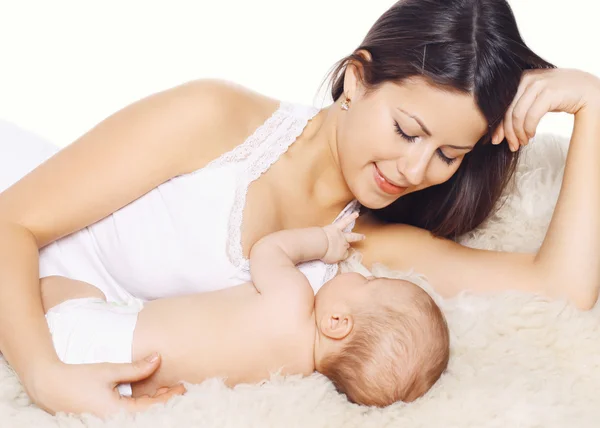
325,0,555,238
335,74,493,214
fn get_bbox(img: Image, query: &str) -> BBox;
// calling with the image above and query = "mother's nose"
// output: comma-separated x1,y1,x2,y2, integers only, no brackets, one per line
397,147,430,187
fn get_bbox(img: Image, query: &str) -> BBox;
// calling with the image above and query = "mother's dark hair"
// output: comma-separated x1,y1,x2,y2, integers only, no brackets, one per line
328,0,554,239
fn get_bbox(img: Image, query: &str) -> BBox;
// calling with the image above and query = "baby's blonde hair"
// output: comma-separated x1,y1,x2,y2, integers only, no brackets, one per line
319,280,449,407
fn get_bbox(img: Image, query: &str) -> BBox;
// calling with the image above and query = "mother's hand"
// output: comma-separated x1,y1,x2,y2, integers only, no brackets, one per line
492,68,600,151
28,354,185,417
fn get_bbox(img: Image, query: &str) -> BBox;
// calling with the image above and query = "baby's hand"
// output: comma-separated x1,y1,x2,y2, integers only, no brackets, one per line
321,212,365,264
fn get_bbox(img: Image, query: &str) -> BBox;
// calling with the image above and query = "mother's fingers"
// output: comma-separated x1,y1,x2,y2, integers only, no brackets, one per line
510,83,541,146
121,384,186,412
106,354,162,385
154,384,186,397
491,123,505,146
523,89,553,141
502,104,520,152
503,77,531,151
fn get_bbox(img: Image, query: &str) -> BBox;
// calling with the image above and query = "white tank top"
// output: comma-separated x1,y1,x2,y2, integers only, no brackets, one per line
37,102,360,303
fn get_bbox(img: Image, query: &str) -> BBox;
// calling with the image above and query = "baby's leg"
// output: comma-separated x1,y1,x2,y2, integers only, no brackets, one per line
40,275,189,398
40,275,106,313
42,276,142,396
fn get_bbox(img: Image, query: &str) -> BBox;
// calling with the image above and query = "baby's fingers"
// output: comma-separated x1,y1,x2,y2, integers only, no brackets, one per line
344,232,366,243
334,212,359,230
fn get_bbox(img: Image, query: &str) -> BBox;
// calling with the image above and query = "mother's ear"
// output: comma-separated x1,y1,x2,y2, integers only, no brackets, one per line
343,49,372,101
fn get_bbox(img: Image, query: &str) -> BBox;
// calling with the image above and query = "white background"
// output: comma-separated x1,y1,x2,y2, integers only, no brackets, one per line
0,0,598,147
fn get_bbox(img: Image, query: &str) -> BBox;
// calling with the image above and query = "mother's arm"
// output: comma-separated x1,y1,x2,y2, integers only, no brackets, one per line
355,75,600,311
354,221,545,295
0,79,275,415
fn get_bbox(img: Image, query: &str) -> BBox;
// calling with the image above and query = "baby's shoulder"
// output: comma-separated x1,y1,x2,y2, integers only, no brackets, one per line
259,289,313,336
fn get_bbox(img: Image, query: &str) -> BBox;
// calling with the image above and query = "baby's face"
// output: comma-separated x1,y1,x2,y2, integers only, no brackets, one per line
314,273,416,314
314,272,371,313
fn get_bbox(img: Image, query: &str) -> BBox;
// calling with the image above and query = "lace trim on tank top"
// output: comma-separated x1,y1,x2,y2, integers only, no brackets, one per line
215,100,361,281
227,101,317,269
203,102,296,169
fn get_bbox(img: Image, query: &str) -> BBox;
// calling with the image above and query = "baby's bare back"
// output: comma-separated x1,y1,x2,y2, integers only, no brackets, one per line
40,276,315,397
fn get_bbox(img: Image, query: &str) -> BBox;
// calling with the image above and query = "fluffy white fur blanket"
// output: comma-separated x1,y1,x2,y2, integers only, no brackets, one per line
1,133,598,427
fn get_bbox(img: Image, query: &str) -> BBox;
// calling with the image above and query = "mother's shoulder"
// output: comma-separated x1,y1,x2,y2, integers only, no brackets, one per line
185,78,281,145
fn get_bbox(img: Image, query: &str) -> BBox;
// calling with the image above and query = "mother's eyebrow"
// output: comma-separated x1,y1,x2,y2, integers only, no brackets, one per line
397,107,431,137
445,144,474,150
397,107,475,150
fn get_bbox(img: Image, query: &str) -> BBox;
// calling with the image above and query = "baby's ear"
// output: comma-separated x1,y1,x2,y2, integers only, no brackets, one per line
319,312,354,340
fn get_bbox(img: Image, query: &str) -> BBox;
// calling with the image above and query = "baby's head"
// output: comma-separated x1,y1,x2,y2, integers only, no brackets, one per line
313,272,449,407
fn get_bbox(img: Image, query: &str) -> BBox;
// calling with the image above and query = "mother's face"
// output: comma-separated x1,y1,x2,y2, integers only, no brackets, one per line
336,73,489,209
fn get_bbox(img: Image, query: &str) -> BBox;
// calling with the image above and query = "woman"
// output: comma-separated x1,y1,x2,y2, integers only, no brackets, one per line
0,0,598,417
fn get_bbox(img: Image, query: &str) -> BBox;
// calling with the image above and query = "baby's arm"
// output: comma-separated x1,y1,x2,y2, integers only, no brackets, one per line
249,213,363,304
249,227,325,304
133,218,365,395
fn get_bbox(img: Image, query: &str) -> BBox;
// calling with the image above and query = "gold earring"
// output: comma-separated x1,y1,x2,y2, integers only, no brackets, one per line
341,96,351,111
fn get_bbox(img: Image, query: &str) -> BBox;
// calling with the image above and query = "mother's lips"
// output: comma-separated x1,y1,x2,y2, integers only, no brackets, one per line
373,165,407,195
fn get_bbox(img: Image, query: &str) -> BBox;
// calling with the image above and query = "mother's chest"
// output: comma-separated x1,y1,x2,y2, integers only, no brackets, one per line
89,167,247,299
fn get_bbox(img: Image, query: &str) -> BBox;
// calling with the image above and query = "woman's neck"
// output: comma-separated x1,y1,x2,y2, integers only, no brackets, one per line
287,104,355,213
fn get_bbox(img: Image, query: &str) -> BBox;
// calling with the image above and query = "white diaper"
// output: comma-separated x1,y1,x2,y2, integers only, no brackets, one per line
45,297,144,396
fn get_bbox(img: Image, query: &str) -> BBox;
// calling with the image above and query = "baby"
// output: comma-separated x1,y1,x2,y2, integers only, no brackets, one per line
41,214,450,407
